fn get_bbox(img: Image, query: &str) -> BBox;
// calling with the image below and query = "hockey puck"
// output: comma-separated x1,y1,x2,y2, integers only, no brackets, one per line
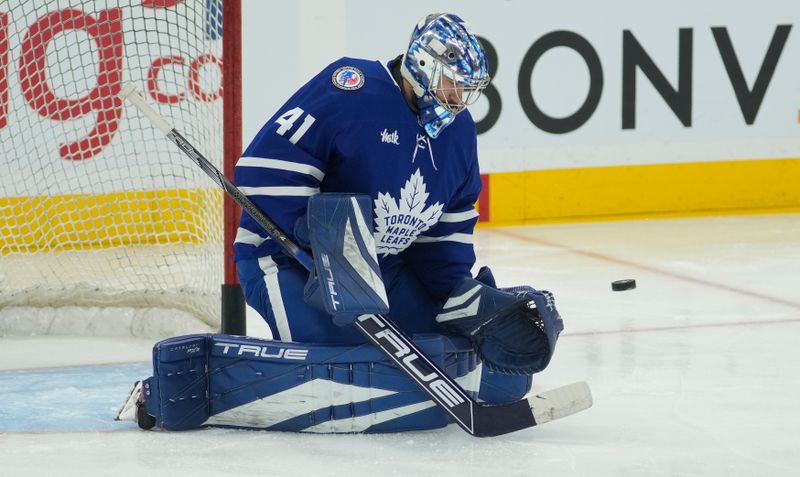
611,279,636,291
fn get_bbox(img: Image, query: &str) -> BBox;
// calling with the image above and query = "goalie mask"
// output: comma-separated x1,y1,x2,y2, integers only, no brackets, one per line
401,13,490,139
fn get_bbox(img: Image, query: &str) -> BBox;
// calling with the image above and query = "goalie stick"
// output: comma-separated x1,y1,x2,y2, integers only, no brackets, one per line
118,82,592,437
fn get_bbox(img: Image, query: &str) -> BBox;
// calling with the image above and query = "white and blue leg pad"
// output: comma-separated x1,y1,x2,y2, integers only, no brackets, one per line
140,333,481,433
303,193,389,326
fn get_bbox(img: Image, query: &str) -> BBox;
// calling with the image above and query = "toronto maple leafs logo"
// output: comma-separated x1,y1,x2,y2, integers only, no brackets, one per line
374,169,443,256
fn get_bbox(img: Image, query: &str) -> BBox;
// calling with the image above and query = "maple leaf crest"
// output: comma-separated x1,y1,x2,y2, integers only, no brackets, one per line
374,169,444,256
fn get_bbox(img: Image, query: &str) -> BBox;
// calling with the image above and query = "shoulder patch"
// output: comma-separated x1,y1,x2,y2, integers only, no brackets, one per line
332,66,365,91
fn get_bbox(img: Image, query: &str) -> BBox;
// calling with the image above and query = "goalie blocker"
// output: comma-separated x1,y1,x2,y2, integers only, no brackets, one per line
300,193,390,325
117,333,535,433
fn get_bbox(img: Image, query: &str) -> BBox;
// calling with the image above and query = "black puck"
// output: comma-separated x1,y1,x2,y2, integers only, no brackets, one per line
611,279,636,291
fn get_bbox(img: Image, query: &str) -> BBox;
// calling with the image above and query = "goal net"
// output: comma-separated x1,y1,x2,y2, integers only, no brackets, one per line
0,0,239,337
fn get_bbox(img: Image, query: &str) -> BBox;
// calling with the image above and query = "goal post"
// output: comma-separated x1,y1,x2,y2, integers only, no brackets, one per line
221,0,245,336
0,0,245,338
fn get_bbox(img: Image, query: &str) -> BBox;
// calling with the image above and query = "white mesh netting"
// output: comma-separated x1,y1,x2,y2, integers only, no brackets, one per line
1,1,228,337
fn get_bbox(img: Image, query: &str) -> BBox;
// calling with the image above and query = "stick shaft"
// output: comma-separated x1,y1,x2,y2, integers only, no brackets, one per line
119,83,313,271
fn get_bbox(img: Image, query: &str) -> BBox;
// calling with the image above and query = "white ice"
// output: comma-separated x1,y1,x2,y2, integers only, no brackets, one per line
1,214,799,476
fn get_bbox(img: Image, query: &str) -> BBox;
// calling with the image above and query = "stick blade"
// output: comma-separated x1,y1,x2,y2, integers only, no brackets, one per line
528,381,593,425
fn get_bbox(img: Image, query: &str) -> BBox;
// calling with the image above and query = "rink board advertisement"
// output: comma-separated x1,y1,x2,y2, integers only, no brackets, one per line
1,1,799,247
0,1,223,251
242,1,800,222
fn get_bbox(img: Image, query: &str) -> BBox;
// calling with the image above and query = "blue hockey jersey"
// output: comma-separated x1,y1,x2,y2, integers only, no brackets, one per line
234,57,482,300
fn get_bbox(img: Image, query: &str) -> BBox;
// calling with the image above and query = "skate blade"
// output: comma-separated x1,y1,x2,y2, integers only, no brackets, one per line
115,380,142,422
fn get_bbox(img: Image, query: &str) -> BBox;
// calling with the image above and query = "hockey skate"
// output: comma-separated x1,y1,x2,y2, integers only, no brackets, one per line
115,381,156,430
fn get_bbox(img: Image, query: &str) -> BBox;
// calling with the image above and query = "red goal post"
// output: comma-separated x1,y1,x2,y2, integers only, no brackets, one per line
0,0,245,337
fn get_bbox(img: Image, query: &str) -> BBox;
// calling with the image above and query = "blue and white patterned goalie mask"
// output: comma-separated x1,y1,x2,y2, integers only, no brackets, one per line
400,13,490,139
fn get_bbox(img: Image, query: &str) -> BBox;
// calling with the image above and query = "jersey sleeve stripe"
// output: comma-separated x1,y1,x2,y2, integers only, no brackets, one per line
237,156,325,182
234,227,269,247
439,209,479,223
414,232,473,245
239,186,320,197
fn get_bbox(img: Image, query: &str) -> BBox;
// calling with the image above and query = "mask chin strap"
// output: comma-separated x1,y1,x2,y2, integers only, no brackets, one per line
416,90,456,139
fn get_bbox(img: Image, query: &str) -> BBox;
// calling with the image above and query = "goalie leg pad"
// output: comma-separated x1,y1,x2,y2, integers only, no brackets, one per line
436,278,564,375
140,333,480,433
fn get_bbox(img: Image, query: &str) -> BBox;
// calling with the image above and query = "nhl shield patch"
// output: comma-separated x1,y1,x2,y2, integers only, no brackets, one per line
332,66,365,91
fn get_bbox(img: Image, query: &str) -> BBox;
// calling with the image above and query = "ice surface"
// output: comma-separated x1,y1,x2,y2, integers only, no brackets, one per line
1,215,799,476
